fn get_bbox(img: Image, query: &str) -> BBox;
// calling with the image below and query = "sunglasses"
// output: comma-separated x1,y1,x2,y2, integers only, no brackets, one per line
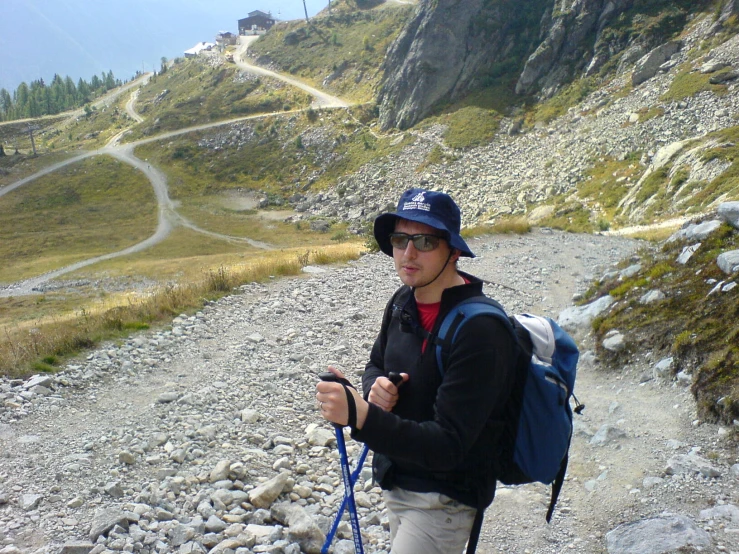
389,233,445,252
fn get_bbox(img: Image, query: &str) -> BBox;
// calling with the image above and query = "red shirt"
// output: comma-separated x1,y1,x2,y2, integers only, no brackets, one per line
417,277,469,352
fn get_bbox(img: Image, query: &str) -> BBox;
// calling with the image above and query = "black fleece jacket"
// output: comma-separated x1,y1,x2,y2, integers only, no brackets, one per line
353,272,517,509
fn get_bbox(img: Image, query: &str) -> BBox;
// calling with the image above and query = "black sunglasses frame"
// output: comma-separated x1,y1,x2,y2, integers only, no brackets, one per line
388,232,445,252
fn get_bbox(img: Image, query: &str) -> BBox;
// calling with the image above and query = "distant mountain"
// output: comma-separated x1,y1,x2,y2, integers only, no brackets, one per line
0,0,328,93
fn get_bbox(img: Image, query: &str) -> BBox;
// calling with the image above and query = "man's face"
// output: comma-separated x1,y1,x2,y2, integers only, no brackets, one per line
392,219,453,289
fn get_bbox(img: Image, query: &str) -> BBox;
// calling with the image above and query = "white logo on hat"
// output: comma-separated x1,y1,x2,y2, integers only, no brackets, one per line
402,191,431,212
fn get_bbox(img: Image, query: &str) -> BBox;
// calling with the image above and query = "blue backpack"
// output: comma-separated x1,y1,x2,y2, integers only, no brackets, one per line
434,297,582,526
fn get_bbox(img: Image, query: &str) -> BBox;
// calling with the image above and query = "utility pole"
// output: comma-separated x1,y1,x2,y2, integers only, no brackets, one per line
302,0,309,23
27,125,38,157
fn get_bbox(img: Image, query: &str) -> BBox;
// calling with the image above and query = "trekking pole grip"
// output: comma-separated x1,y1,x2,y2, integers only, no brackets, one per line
318,371,358,429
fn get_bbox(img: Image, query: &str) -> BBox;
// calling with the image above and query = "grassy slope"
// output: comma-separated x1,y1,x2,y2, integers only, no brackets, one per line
0,150,77,188
0,156,157,282
537,122,739,234
249,3,414,102
133,109,414,200
122,58,312,141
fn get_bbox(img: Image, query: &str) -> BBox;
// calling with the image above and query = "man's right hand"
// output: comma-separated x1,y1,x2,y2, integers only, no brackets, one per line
368,373,409,412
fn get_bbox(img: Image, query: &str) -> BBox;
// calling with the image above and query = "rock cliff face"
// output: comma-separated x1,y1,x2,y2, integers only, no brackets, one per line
378,0,712,128
515,0,634,97
377,0,548,130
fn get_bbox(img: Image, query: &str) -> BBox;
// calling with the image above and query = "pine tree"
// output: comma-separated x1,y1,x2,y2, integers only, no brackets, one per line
77,78,90,103
14,82,30,118
0,88,11,120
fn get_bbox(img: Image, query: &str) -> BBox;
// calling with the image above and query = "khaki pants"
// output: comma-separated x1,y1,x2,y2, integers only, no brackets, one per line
384,488,477,554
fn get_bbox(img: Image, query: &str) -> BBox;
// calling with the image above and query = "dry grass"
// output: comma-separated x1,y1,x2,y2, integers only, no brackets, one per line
462,217,532,238
0,243,364,378
614,225,682,242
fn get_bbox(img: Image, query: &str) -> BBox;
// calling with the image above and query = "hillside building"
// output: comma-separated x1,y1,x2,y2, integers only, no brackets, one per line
216,31,238,48
238,10,276,35
184,42,215,58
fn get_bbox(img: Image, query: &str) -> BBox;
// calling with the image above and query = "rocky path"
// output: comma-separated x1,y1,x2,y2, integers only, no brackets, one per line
1,230,737,554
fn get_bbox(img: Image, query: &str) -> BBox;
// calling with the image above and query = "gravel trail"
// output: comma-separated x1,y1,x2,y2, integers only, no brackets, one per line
1,230,736,554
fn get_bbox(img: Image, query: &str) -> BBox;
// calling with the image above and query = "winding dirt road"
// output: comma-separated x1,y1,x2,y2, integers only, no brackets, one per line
0,37,351,297
235,36,349,109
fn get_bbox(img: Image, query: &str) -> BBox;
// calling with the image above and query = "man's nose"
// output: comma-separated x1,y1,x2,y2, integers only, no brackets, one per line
402,240,418,257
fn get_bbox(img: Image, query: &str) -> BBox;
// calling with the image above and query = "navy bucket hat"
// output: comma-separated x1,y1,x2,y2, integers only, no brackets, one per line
373,188,475,258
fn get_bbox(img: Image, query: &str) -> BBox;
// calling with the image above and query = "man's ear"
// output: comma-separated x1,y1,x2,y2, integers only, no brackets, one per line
450,248,461,265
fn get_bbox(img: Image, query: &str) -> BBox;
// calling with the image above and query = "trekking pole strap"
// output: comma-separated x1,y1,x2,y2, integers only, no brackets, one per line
466,509,484,554
546,454,569,523
318,371,359,429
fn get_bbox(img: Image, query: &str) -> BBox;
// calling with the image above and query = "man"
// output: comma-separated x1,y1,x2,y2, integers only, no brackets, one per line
316,188,518,554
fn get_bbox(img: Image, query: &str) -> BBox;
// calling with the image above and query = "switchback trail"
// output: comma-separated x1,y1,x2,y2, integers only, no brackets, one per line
0,38,350,297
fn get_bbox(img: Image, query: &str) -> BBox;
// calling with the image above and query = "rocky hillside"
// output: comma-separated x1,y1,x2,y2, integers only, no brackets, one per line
578,202,739,425
377,0,724,129
295,14,739,233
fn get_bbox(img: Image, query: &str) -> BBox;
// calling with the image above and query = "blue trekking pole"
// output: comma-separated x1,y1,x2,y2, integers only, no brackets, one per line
319,372,402,554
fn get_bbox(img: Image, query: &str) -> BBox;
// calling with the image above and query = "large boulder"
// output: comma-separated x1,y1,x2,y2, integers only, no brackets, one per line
248,472,292,509
605,514,711,553
89,507,131,541
632,41,682,86
717,250,739,274
271,502,326,554
558,295,614,334
718,201,739,229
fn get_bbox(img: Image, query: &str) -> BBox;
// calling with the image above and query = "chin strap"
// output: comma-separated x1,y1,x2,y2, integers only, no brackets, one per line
414,249,455,290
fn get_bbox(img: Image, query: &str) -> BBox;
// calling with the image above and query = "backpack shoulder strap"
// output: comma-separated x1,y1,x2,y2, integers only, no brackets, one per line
435,296,515,376
387,285,411,324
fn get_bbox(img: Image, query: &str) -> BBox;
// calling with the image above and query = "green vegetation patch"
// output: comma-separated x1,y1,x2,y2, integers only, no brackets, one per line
134,110,412,200
585,225,739,424
529,78,597,125
416,144,459,171
0,156,157,282
638,106,665,122
437,106,502,149
462,218,532,237
176,200,351,249
636,167,669,204
577,154,644,223
536,199,597,233
47,104,132,150
0,151,76,188
661,66,728,102
249,5,414,101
